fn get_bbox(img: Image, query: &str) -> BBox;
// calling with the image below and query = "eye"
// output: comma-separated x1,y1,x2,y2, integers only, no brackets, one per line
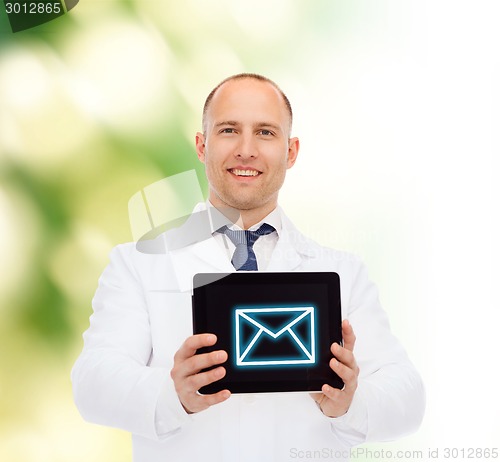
259,129,274,136
220,128,236,134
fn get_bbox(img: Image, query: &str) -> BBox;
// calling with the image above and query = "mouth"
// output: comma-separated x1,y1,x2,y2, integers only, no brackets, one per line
228,168,262,177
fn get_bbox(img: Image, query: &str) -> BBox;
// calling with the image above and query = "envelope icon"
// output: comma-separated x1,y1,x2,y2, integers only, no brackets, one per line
235,307,316,367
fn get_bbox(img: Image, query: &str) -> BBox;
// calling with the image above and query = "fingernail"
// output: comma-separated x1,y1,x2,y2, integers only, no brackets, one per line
324,385,331,393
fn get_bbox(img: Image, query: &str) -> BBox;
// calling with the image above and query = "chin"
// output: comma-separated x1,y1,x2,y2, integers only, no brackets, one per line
230,196,275,213
221,195,262,211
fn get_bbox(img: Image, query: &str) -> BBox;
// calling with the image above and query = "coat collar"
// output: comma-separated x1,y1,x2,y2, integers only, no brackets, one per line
156,203,318,292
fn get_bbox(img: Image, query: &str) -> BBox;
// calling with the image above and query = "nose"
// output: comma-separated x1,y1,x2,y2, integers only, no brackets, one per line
235,132,257,159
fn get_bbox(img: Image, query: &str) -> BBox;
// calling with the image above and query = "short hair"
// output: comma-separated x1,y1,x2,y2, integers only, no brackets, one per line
202,73,293,134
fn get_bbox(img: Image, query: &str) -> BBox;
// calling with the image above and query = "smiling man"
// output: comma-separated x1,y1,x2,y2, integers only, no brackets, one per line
72,74,425,462
196,76,298,228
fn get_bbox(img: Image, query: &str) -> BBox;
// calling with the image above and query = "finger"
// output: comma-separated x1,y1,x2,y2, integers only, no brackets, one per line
174,334,217,362
319,384,351,418
329,356,358,392
309,392,324,403
341,319,356,352
199,389,231,406
172,349,228,382
187,349,228,375
185,389,231,414
186,365,227,393
331,342,356,369
321,384,344,402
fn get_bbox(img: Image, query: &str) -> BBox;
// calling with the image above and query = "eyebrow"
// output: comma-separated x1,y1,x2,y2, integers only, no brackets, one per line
255,122,281,132
214,120,239,128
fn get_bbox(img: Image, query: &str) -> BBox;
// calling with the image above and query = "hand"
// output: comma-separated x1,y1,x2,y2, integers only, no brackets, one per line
311,319,359,418
170,333,231,414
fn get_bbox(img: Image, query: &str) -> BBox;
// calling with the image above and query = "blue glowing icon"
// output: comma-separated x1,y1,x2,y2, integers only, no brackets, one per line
235,307,316,367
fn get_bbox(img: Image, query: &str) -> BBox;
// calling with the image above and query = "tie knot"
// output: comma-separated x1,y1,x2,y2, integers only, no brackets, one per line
218,223,275,271
220,223,275,248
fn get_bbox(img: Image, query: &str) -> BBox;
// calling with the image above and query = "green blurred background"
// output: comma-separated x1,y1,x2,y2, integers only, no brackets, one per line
1,1,498,461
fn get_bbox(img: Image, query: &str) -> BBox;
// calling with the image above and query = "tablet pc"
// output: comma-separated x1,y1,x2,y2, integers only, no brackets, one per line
192,272,343,394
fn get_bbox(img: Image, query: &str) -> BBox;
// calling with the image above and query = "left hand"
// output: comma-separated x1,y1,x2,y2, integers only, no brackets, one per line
311,319,359,417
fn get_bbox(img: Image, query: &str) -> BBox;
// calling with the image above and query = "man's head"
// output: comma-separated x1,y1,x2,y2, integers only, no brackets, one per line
202,73,293,136
196,74,299,225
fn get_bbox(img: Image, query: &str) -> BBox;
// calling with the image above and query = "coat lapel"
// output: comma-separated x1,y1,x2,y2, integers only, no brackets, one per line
266,210,316,272
164,205,233,292
169,237,234,292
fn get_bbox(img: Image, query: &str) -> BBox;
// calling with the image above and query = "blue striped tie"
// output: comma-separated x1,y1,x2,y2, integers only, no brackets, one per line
220,223,275,271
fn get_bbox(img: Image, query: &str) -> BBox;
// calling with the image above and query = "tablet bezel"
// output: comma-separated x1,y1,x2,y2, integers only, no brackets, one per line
192,272,343,394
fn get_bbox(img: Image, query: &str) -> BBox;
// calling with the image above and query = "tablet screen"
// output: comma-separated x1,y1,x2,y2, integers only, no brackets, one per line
192,272,343,394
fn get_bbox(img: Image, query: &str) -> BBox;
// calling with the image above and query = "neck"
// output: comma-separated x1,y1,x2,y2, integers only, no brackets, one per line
208,199,277,230
236,208,275,230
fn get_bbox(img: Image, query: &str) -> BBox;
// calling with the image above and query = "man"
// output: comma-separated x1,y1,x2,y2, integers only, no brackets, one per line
72,74,425,461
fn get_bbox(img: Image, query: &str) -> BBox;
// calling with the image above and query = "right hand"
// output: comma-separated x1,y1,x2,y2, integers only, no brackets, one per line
170,333,231,414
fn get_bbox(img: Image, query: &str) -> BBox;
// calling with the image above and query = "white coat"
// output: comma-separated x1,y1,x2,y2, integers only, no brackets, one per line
72,205,425,462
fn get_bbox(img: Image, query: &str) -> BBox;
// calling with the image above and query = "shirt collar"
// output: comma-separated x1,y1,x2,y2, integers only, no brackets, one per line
206,200,282,236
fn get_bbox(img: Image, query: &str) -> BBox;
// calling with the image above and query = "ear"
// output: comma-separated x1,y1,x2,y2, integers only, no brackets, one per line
286,137,300,169
195,132,206,163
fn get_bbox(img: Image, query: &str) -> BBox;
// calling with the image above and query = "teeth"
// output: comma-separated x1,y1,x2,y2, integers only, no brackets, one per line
231,169,259,177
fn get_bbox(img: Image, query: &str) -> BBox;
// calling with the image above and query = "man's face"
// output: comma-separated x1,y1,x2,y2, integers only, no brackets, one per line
196,78,299,216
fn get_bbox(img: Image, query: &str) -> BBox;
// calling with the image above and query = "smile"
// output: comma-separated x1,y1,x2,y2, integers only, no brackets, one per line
228,168,261,177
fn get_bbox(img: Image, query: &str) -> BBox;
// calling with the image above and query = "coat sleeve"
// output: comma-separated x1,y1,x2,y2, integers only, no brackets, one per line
330,258,426,446
71,245,190,440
